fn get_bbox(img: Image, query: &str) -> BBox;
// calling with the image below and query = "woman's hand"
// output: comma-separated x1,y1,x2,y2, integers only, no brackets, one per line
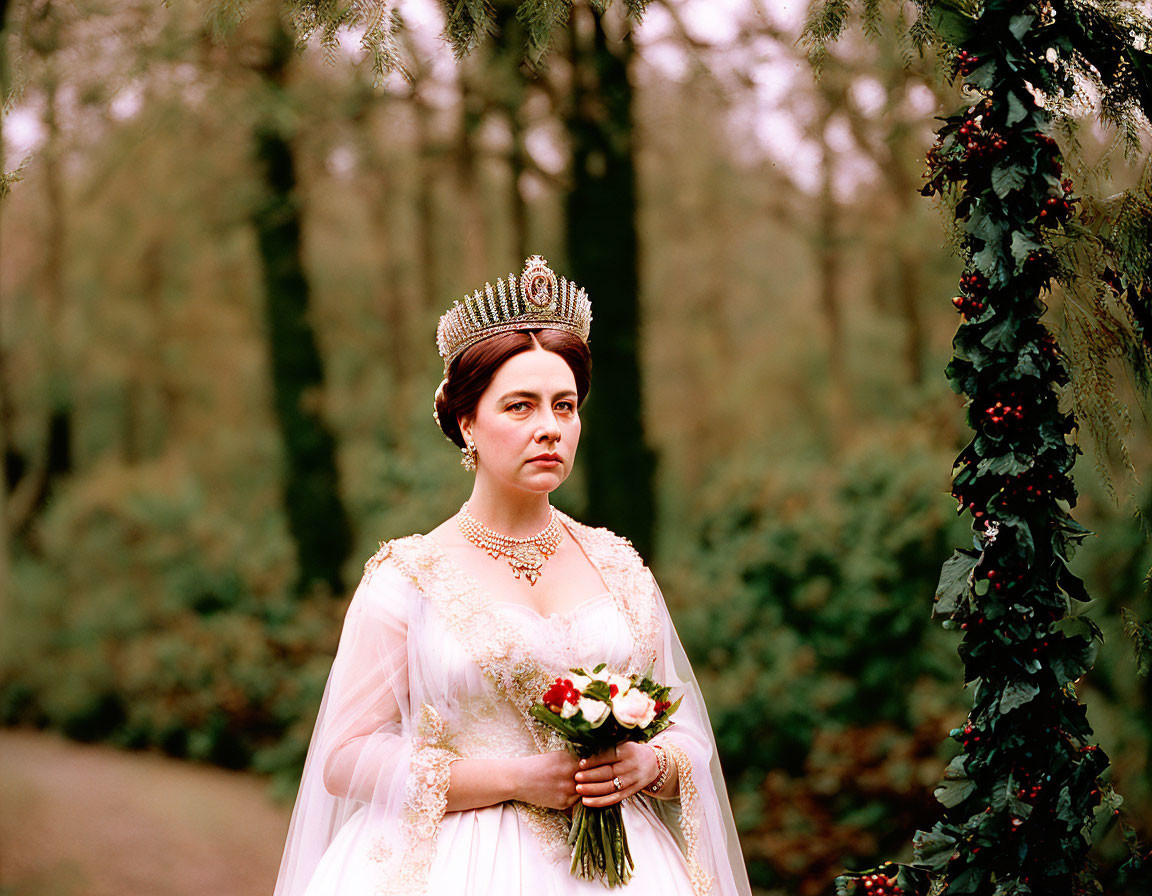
511,750,582,812
574,742,659,808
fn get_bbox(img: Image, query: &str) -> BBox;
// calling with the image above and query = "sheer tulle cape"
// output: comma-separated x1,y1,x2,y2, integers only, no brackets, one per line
273,513,752,896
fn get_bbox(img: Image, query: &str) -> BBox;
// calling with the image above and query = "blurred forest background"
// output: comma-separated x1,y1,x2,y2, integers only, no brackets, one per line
1,0,1151,894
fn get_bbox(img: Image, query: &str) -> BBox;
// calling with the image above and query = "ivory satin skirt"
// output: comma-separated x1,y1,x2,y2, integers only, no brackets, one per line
302,797,697,895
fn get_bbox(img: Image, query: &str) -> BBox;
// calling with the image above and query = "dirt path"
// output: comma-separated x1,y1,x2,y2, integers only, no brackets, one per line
0,729,292,896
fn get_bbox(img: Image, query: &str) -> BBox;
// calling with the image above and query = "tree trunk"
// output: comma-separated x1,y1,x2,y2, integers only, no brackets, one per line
509,122,529,263
566,7,655,560
251,13,351,596
8,31,72,545
817,111,849,442
414,96,439,317
456,64,489,284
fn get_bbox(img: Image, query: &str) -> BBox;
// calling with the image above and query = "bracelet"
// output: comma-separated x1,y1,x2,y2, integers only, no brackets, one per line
643,744,669,795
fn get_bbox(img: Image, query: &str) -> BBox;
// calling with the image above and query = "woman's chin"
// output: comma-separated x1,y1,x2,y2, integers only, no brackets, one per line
517,470,566,492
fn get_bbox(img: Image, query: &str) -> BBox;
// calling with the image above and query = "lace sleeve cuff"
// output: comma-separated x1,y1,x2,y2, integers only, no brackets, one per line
376,704,460,895
661,742,714,896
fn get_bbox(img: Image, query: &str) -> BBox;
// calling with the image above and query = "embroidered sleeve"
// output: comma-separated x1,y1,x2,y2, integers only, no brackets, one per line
661,742,714,896
378,703,461,895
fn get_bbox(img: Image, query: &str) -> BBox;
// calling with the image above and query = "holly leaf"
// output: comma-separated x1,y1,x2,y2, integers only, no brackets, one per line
976,452,1034,476
1058,566,1092,603
949,868,983,895
1052,614,1103,641
967,60,997,90
999,679,1040,714
980,317,1016,350
1006,90,1029,126
1010,232,1043,266
935,550,979,616
935,755,976,808
1014,351,1041,378
992,164,1027,198
973,242,1005,283
969,208,1004,242
913,828,958,871
1009,14,1035,40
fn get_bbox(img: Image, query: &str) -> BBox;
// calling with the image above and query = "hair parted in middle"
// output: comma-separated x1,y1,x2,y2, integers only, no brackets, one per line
433,329,592,449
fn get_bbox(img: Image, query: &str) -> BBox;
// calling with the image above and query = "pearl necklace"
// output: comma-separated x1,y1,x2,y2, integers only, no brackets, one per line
458,502,563,586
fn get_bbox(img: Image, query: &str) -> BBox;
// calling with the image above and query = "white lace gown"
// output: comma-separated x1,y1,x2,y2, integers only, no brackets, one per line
274,513,752,896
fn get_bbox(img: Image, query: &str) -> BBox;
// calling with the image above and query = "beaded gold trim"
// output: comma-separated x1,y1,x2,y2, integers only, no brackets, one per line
363,539,393,581
663,743,714,896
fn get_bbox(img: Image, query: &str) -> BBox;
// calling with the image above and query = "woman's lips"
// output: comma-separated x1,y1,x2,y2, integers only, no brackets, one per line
529,457,562,465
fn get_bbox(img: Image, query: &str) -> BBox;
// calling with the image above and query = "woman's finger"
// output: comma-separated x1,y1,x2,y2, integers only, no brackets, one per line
575,771,621,797
575,762,618,784
580,776,643,808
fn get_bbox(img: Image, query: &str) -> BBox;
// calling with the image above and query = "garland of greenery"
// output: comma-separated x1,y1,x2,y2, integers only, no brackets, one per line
803,0,1152,893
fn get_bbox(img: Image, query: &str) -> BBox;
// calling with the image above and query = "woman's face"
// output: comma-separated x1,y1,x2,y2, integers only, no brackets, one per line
461,345,581,495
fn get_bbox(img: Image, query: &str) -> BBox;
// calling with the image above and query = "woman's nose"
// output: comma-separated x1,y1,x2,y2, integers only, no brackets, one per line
536,409,561,440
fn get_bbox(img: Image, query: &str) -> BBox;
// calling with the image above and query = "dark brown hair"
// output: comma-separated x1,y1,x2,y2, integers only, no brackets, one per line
434,329,592,448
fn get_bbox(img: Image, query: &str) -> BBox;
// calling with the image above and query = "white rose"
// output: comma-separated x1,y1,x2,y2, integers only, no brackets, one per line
569,674,592,693
560,698,579,719
612,688,657,729
606,673,631,694
578,697,610,727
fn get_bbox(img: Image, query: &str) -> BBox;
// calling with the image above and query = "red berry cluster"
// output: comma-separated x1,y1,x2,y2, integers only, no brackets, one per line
858,871,902,896
956,49,981,77
994,470,1059,507
958,112,1008,161
952,294,987,318
958,720,982,748
960,271,988,295
1017,779,1045,801
982,391,1029,432
954,271,990,318
959,615,987,633
981,562,1028,594
1037,181,1076,226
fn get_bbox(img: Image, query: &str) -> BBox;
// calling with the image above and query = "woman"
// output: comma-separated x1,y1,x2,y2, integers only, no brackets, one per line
274,257,751,896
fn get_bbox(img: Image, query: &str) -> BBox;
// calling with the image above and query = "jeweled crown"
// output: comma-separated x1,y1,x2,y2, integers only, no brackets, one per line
436,255,592,372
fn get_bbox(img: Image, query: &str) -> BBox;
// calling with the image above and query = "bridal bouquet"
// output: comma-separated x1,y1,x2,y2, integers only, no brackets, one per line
529,662,681,888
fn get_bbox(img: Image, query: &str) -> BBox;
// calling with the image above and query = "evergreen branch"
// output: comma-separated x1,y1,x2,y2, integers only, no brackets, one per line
1121,607,1152,676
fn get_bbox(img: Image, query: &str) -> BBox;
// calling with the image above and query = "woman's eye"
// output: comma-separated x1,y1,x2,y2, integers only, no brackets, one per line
508,402,530,412
556,402,575,413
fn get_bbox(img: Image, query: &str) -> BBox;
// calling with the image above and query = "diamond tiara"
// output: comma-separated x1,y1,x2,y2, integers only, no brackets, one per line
435,255,592,372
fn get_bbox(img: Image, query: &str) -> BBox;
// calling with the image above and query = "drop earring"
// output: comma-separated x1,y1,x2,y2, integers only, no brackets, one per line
461,436,477,472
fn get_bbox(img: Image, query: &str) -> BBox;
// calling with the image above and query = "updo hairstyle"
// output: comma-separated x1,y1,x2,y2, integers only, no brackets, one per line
435,329,592,449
